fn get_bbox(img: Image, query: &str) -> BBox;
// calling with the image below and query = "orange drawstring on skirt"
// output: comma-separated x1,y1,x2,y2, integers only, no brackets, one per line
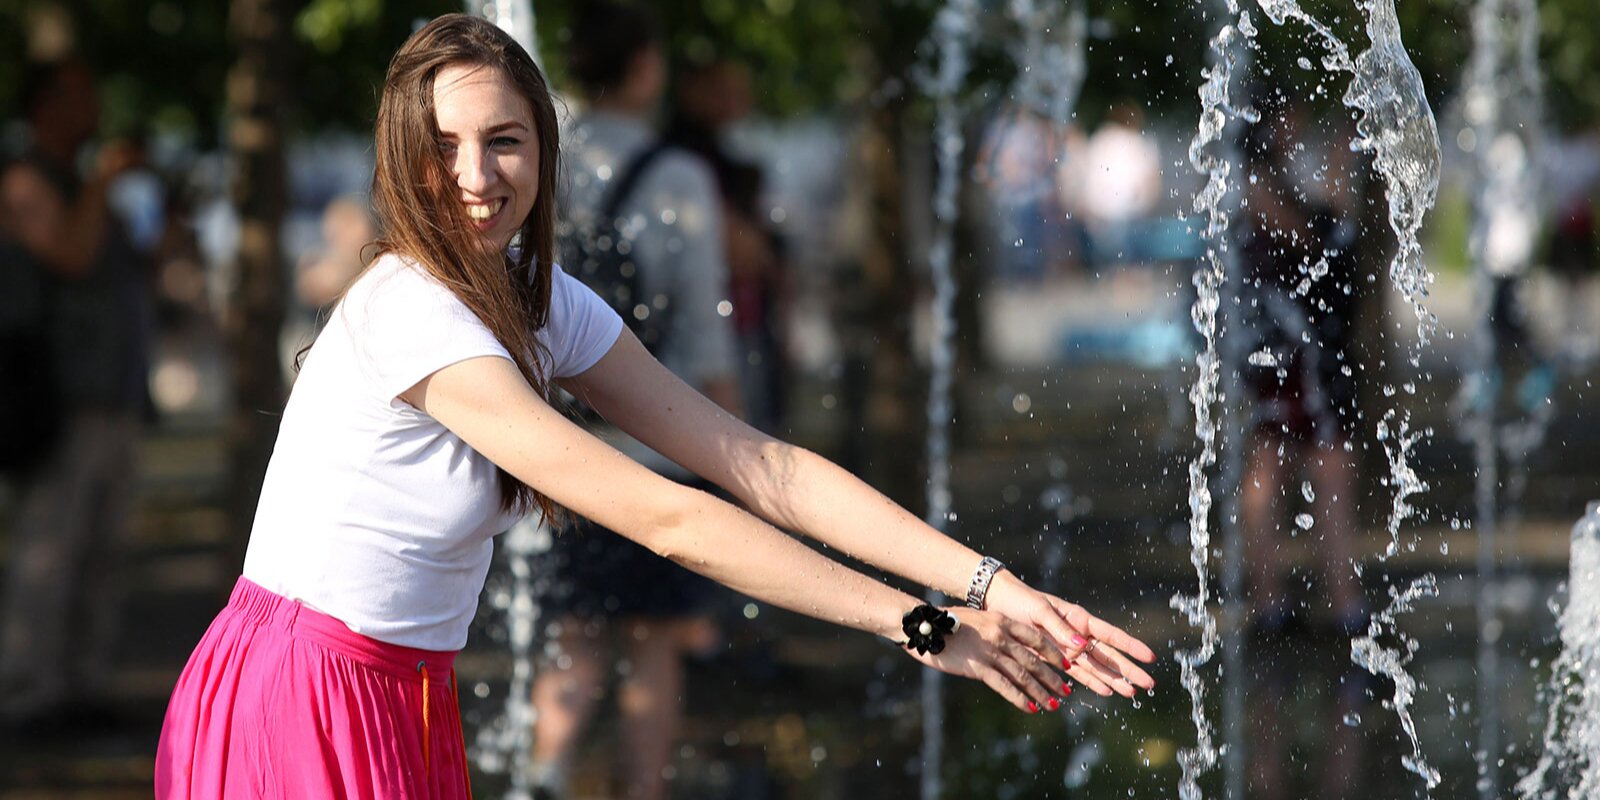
418,661,474,797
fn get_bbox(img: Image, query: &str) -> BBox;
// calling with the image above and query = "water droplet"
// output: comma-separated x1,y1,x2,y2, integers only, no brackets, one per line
1248,349,1278,367
1301,481,1315,502
1295,513,1315,530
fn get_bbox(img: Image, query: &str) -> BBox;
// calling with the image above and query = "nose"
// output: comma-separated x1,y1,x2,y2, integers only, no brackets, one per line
452,143,496,196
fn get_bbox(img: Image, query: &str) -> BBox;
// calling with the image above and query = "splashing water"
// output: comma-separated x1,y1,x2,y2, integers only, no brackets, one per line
914,2,980,797
1350,574,1443,787
1515,503,1600,799
1175,3,1256,797
1247,0,1444,792
1346,0,1443,344
1249,0,1441,342
1361,406,1444,791
1375,409,1430,560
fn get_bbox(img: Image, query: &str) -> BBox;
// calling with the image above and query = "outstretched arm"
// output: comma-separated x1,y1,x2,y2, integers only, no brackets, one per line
562,332,1157,695
406,353,1068,712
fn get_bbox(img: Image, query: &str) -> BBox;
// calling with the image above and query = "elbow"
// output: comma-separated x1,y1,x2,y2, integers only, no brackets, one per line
635,482,705,566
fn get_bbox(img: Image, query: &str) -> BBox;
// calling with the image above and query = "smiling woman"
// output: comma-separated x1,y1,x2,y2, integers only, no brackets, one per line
433,66,537,242
152,12,1157,800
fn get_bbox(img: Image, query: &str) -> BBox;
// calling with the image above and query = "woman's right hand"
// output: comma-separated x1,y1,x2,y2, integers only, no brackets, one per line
906,607,1071,714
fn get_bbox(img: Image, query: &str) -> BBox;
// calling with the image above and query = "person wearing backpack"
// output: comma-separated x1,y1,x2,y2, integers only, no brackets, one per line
528,6,742,799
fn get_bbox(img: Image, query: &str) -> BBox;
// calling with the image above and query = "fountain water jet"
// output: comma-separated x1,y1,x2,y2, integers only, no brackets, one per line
1175,3,1257,798
469,0,539,65
913,2,980,797
460,4,546,797
1515,502,1600,799
1461,0,1546,792
1180,0,1443,795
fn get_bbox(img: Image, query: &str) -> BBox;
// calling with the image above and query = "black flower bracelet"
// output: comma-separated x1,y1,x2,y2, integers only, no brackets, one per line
899,604,961,655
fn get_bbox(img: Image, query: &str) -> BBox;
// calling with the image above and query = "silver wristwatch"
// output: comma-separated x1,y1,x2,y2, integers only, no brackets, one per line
965,556,1006,610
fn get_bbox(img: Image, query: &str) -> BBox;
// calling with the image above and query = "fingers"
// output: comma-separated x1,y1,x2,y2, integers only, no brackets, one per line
1047,598,1159,693
965,615,1072,714
986,646,1061,714
1061,648,1119,697
999,617,1068,674
1086,638,1157,693
975,665,1038,713
1057,598,1158,664
1002,639,1064,710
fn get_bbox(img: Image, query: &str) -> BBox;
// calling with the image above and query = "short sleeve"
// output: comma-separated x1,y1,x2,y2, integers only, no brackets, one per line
340,258,514,403
542,263,624,378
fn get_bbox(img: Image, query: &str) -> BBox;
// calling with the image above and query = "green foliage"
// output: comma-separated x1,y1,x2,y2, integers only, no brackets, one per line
530,0,932,117
288,0,454,133
297,0,384,53
0,0,1593,146
1541,0,1600,129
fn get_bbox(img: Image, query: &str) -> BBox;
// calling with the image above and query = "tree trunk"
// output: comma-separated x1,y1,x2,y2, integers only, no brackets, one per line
222,0,295,580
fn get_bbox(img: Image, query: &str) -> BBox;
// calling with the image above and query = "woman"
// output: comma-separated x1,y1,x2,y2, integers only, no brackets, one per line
155,14,1156,799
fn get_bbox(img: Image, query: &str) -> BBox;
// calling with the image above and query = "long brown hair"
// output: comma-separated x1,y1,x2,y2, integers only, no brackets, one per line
371,14,561,517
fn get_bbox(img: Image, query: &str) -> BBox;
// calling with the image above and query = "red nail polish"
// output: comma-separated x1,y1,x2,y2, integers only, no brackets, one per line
1027,700,1038,714
1071,634,1089,647
1047,697,1060,711
1061,682,1072,695
1062,657,1075,670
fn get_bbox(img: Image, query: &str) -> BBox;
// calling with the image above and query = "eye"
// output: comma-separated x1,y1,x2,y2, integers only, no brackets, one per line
491,136,521,148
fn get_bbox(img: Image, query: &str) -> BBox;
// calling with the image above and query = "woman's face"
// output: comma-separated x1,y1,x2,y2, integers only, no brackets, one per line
433,63,539,251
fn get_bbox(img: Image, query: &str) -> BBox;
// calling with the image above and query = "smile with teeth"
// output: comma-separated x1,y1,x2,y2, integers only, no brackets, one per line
465,198,505,221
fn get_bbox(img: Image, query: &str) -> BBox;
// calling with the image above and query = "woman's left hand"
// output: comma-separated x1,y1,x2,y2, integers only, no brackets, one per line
984,571,1158,698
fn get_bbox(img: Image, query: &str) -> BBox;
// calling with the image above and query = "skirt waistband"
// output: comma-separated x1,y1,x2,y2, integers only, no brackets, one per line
227,576,457,681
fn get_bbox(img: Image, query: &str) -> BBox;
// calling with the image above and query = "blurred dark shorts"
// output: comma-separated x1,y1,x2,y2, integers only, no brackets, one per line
532,482,718,621
1248,347,1359,445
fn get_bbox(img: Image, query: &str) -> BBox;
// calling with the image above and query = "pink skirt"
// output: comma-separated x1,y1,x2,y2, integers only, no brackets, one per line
155,577,472,799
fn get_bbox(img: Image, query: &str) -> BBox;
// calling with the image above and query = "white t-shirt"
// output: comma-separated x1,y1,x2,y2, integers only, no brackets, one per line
242,253,623,651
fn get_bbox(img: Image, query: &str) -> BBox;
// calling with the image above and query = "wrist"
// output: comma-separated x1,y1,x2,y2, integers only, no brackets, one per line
964,555,1008,610
983,568,1030,613
884,602,962,655
875,595,921,641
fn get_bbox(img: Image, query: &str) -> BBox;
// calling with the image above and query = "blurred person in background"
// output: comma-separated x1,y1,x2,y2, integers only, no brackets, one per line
529,5,740,799
0,56,152,737
665,56,790,434
282,194,377,382
1546,129,1600,364
1073,99,1161,269
1237,88,1368,800
975,107,1085,281
295,195,376,315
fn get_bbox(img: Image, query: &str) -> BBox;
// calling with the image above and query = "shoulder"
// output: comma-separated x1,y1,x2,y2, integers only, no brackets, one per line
350,252,441,298
650,148,718,196
342,252,468,323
